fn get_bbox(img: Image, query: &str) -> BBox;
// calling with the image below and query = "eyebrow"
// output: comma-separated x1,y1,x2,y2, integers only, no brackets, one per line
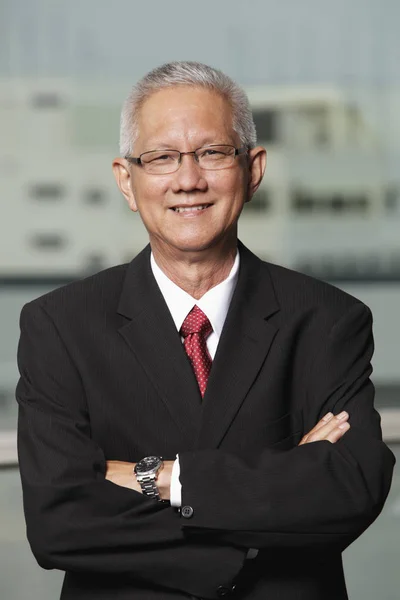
140,138,235,152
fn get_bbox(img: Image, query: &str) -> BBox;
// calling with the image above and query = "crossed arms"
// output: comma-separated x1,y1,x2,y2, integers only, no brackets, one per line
16,299,395,598
105,410,352,500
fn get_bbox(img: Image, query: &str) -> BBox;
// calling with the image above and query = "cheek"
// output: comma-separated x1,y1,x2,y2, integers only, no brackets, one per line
210,171,246,205
133,179,168,207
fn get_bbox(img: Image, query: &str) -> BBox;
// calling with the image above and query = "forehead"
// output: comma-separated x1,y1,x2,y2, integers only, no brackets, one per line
135,86,236,149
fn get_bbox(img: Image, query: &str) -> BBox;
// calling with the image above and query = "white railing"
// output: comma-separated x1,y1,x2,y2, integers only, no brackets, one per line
0,430,17,466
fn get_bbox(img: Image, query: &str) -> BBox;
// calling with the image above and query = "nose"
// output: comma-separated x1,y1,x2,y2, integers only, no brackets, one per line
171,153,208,193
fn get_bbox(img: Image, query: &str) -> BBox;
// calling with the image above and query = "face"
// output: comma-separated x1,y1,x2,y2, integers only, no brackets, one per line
113,86,266,259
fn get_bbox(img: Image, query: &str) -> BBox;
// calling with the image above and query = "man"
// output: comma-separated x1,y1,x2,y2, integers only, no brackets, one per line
16,62,395,600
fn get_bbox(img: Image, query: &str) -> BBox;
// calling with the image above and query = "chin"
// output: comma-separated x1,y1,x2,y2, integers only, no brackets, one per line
174,241,214,254
164,233,216,253
151,234,207,254
154,229,235,256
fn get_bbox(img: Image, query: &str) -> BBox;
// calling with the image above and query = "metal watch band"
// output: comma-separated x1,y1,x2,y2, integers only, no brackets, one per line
137,474,161,500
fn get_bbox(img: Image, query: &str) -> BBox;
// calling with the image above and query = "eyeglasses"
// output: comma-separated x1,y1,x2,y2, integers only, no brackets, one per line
125,144,247,175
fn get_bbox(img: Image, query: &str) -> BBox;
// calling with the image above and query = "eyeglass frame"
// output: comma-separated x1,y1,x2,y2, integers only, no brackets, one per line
124,144,248,173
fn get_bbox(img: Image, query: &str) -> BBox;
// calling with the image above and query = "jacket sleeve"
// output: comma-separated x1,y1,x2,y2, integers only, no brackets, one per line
178,302,395,552
16,300,246,599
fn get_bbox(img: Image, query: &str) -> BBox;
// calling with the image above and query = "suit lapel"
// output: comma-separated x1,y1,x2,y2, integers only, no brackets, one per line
116,244,280,450
117,247,202,447
196,244,280,449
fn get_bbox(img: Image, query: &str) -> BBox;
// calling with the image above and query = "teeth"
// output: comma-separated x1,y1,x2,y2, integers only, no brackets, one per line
174,205,209,213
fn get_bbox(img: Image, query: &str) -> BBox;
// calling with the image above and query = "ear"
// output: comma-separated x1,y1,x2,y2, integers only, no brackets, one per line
246,146,267,202
112,158,138,212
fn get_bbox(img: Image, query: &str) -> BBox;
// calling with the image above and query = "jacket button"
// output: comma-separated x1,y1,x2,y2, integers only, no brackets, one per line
216,585,234,597
181,505,194,518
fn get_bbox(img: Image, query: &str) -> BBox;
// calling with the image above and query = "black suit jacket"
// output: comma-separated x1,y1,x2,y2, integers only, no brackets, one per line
16,243,395,600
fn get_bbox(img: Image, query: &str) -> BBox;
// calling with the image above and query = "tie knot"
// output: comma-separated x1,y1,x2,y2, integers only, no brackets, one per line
180,305,212,339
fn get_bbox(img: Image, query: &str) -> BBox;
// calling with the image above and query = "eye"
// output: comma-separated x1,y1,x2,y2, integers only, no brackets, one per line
198,145,233,161
201,148,224,157
148,152,176,163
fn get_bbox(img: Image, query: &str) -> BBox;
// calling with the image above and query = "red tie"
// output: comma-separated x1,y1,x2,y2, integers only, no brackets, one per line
180,305,213,397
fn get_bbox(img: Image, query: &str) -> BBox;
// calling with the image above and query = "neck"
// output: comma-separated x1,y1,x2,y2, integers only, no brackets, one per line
151,241,237,299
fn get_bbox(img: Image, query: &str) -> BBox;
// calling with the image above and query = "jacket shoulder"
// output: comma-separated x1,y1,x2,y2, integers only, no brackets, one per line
264,261,368,316
23,264,129,316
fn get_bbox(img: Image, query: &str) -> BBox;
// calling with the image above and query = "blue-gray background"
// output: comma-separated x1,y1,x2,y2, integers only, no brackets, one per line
1,0,399,85
0,1,399,598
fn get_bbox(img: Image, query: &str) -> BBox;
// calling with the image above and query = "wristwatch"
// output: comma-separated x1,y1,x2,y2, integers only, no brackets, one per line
134,456,164,500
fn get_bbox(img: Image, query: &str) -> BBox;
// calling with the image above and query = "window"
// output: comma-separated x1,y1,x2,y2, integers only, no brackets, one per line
296,256,337,278
331,195,346,213
295,255,392,281
0,389,8,409
84,254,106,274
31,93,65,109
292,190,369,214
331,195,369,214
385,187,399,212
243,189,271,213
30,183,65,200
291,191,314,213
252,110,278,143
30,234,66,250
84,188,107,205
300,106,330,147
351,196,369,213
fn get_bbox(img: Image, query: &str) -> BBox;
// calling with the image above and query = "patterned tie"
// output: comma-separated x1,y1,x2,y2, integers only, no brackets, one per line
180,305,213,397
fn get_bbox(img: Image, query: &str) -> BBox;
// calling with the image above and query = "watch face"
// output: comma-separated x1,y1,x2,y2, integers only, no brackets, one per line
135,456,162,474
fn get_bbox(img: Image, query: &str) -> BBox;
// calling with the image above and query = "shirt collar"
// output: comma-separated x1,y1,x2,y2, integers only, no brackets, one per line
150,250,240,337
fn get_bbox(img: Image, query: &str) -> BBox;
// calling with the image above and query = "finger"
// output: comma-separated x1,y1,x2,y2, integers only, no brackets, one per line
301,412,338,441
310,412,335,433
306,414,348,442
299,416,332,445
313,410,349,433
302,419,350,445
299,412,342,444
299,423,351,445
299,412,349,445
324,421,350,443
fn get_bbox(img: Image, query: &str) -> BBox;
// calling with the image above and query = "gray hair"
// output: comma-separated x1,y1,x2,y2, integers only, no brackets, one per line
119,61,257,157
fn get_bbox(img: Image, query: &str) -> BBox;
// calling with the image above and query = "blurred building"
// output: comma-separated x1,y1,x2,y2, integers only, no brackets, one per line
1,0,399,427
1,79,400,280
0,4,399,599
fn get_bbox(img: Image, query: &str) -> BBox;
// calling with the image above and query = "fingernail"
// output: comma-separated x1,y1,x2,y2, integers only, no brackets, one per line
323,412,333,421
337,411,348,420
339,422,350,430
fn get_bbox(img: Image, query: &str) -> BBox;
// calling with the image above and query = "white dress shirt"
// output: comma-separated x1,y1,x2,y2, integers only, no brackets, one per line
150,251,258,560
150,251,239,506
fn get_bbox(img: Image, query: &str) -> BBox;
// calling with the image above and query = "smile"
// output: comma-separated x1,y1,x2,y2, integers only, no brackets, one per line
171,204,212,213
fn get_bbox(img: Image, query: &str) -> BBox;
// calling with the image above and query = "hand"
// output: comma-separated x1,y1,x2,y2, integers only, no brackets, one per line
298,411,350,445
105,460,174,501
